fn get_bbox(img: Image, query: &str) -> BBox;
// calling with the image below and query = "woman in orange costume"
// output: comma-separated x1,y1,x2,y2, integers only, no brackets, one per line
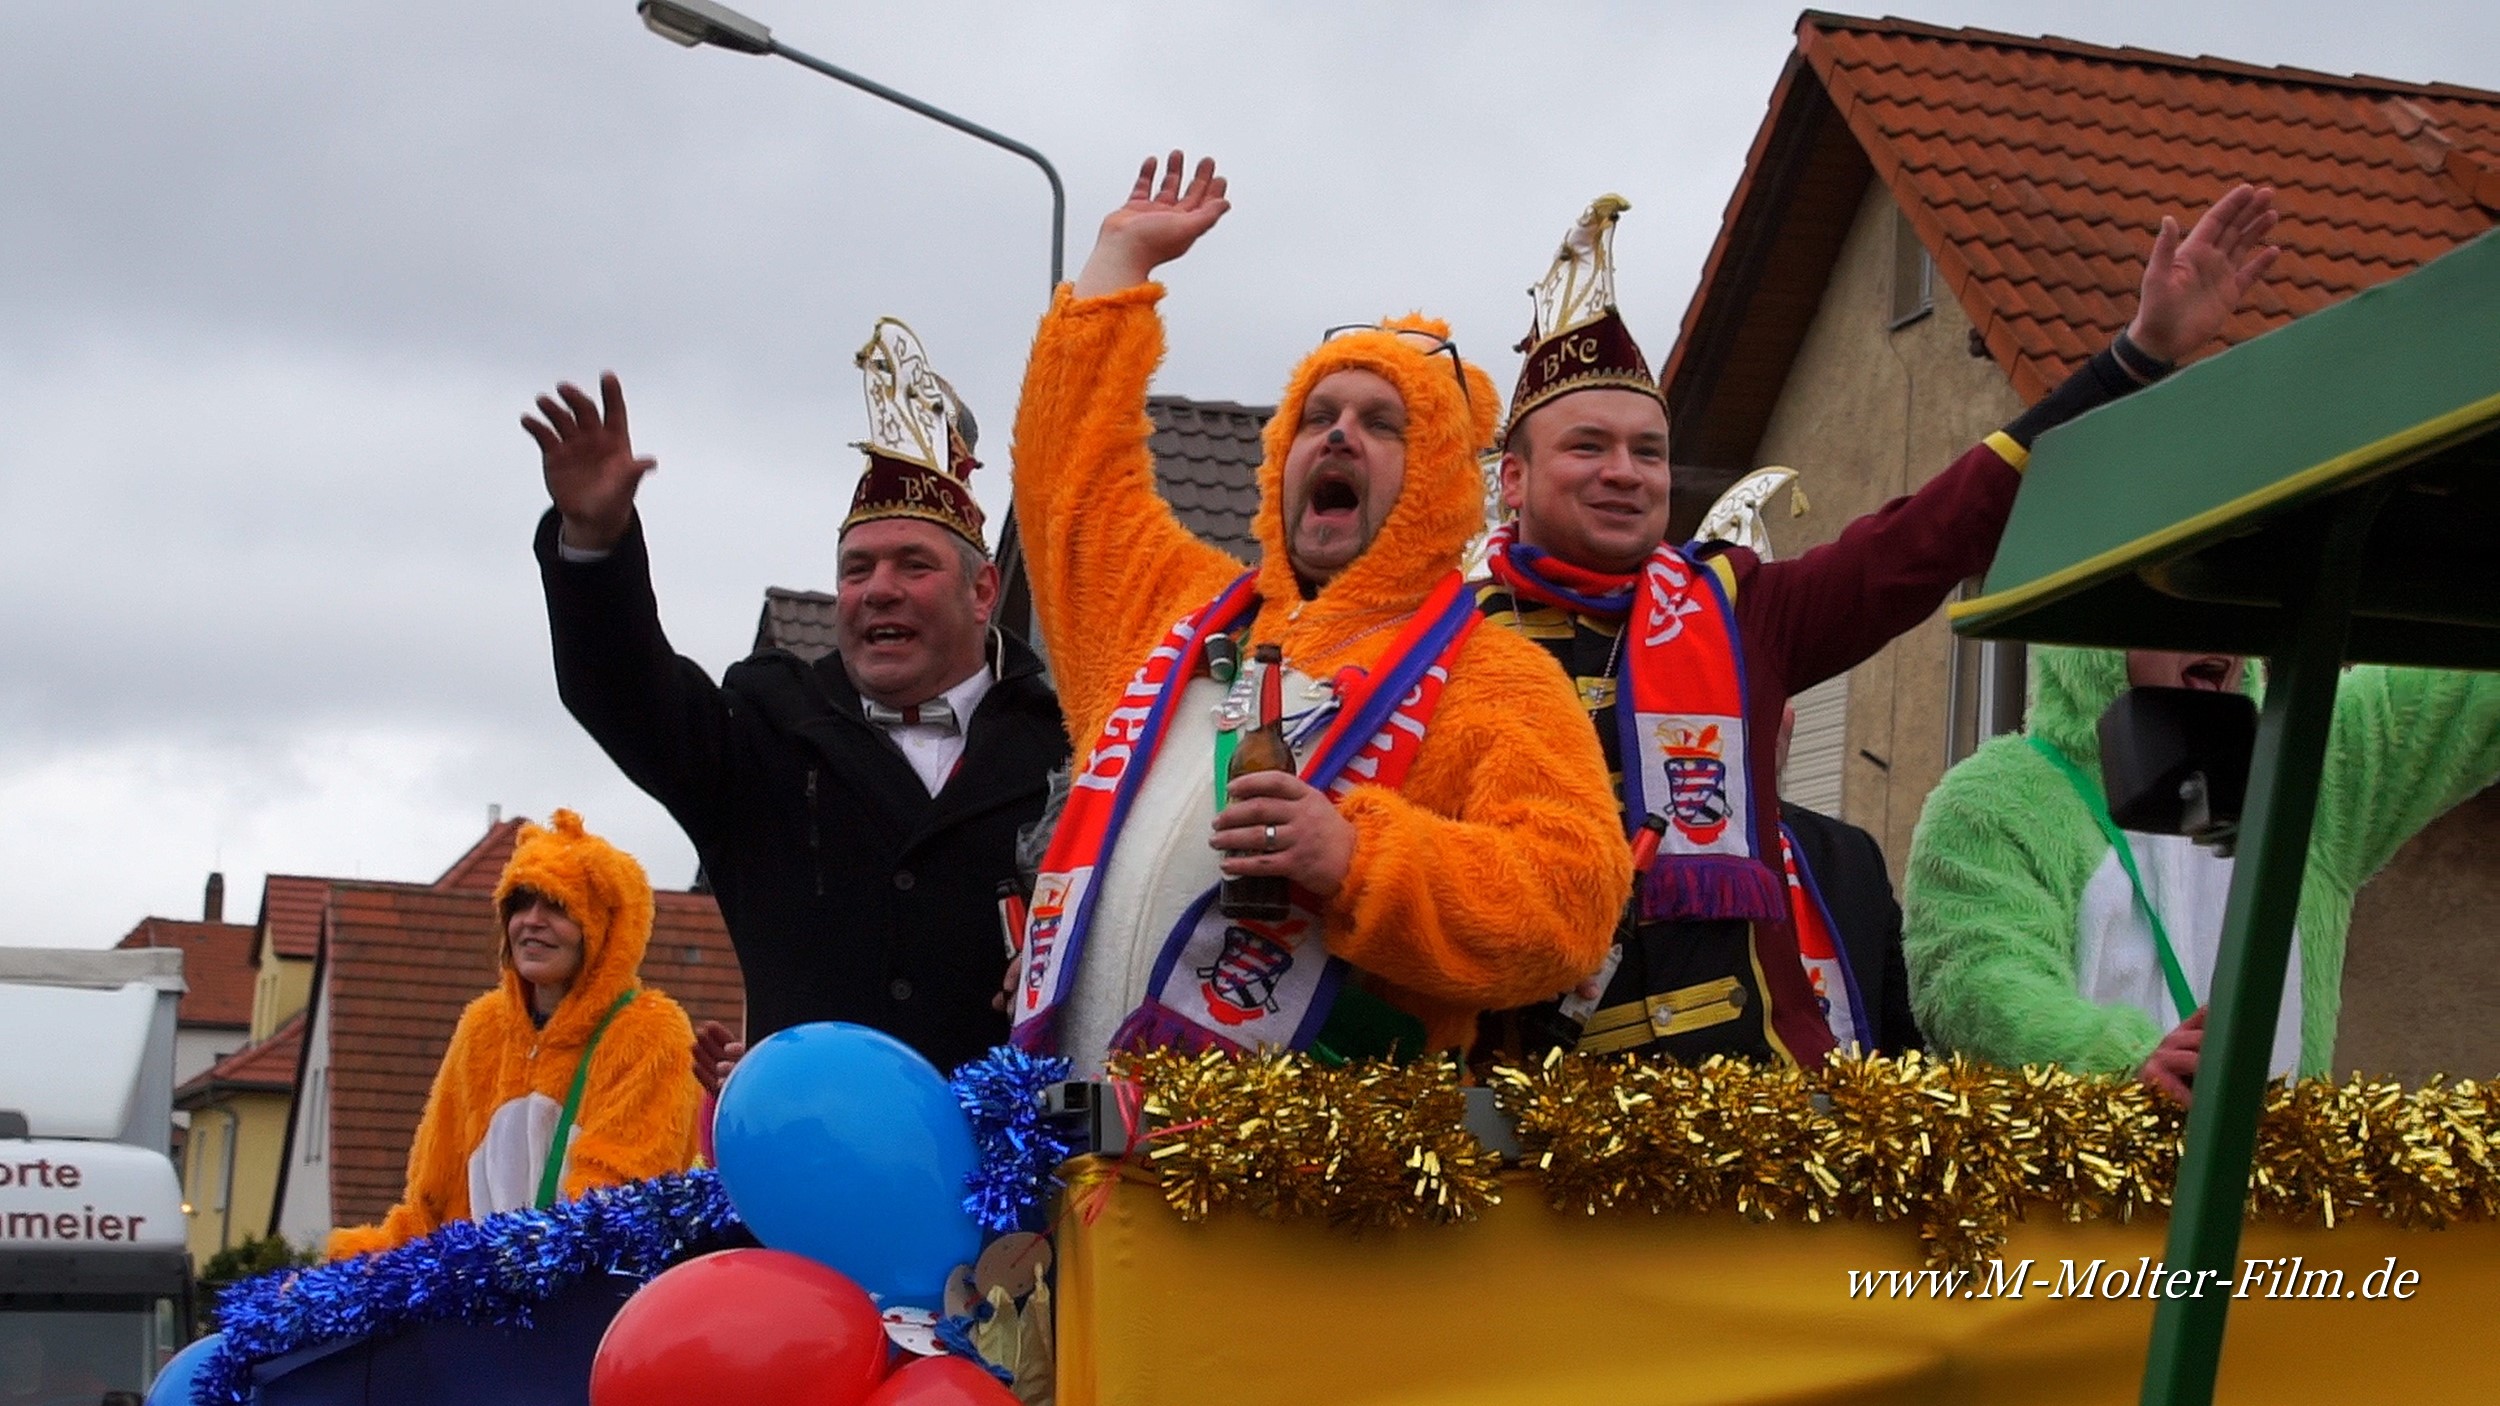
328,810,702,1258
1009,152,1630,1072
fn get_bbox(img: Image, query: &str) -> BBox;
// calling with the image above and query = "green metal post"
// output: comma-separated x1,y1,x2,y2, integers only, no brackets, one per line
2140,491,2388,1406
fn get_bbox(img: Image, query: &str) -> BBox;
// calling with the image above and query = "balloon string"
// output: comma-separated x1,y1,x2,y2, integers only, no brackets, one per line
1047,1078,1210,1235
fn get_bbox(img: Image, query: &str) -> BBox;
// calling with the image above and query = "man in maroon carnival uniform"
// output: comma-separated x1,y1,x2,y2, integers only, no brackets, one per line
1476,187,2280,1065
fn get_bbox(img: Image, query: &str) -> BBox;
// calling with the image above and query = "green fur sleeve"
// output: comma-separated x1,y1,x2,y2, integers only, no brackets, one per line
2312,666,2500,891
1902,743,2166,1075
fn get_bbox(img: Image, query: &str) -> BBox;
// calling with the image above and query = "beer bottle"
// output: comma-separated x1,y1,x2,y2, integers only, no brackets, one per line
1220,644,1294,921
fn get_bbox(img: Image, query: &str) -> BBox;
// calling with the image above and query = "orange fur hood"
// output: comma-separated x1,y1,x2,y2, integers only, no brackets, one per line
491,809,654,1040
1248,318,1502,622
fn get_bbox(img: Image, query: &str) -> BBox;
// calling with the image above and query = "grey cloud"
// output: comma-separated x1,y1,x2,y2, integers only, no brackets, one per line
3,0,2493,947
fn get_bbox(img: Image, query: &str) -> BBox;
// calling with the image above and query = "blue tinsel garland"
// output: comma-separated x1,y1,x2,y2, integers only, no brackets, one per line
198,1049,1069,1403
951,1045,1077,1234
933,1310,1016,1385
196,1170,739,1406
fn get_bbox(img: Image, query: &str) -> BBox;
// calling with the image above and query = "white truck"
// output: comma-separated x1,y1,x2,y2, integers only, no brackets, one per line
0,947,194,1404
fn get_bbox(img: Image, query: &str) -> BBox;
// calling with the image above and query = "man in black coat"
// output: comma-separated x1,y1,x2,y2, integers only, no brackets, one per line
1779,805,1921,1056
522,333,1068,1079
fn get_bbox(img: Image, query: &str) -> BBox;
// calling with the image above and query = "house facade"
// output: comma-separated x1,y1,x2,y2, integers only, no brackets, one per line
1661,12,2500,1081
173,1012,301,1265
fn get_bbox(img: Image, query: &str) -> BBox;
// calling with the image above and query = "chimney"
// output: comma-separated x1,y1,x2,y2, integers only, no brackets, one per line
203,872,226,924
488,803,503,828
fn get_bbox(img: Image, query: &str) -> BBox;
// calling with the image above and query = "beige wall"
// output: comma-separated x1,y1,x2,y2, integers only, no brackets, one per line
180,1089,293,1267
2336,788,2500,1081
1751,181,2022,876
251,934,312,1042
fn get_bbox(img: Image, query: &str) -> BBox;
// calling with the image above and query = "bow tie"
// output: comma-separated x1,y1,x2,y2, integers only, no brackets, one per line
865,698,959,732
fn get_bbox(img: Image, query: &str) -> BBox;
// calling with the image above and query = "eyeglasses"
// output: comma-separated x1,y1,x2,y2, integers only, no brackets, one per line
501,886,570,924
1320,322,1471,406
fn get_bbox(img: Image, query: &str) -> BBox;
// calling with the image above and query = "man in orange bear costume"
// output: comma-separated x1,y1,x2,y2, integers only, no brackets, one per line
1007,152,1630,1077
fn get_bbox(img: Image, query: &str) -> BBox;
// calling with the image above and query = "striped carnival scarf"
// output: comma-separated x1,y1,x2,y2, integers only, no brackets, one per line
1483,523,1786,923
1011,571,1481,1059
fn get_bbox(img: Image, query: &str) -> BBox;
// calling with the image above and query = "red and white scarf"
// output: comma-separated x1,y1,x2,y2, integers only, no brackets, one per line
1010,572,1481,1058
1781,824,1869,1054
1482,523,1785,923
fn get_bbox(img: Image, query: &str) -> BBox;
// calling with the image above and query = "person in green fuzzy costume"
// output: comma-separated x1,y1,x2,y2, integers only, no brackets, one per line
1903,645,2500,1102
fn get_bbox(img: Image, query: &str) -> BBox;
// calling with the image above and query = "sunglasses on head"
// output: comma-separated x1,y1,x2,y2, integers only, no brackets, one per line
1320,322,1471,406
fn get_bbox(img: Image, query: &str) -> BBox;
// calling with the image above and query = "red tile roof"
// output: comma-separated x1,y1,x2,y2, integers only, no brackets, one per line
175,1011,305,1104
116,918,257,1029
315,881,743,1226
432,818,526,892
1665,10,2500,468
258,874,330,962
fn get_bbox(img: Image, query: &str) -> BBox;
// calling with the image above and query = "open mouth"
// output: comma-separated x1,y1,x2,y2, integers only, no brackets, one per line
2180,656,2234,690
514,937,560,960
863,623,918,648
1307,469,1363,521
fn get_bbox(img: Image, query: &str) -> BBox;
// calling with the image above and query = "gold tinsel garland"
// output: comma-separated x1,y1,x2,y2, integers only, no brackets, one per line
1107,1049,2500,1268
1114,1049,1501,1229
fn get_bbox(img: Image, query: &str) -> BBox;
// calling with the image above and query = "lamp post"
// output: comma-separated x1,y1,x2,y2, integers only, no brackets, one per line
635,0,1060,637
637,0,1066,288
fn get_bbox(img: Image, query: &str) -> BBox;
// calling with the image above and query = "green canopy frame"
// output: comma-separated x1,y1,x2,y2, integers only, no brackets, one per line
1952,228,2500,1406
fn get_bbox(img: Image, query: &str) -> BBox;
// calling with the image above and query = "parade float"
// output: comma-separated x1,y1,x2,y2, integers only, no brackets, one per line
164,230,2500,1406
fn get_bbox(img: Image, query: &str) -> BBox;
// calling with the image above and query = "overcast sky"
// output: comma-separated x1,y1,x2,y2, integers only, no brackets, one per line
6,1,2495,950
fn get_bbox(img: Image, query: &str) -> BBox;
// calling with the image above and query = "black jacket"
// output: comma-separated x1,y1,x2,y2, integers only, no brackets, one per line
536,510,1069,1074
1780,801,1923,1058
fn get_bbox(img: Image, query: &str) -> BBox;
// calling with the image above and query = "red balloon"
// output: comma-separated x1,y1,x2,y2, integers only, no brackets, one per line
863,1355,1021,1406
592,1248,889,1406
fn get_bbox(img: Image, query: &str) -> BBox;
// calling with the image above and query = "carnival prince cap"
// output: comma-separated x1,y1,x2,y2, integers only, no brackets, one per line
844,317,986,551
1502,195,1667,448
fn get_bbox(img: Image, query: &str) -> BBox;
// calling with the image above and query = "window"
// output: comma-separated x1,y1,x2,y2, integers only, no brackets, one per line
1947,581,2028,762
304,1067,325,1164
1889,203,1935,329
1783,673,1851,815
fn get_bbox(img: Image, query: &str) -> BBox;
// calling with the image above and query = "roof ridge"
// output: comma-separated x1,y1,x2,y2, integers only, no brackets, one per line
177,1009,307,1098
1145,394,1278,416
1799,10,2500,103
764,584,838,604
118,916,256,944
432,817,524,891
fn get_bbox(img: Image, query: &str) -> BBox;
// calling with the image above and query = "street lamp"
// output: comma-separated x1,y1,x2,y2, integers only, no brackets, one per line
636,0,1066,287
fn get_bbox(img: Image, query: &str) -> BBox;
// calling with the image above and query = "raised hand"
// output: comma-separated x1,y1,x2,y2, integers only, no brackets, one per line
522,372,656,553
1071,151,1232,298
2127,185,2281,365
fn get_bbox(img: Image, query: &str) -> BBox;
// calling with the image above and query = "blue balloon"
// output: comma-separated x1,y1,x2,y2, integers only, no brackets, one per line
146,1331,221,1406
713,1022,981,1310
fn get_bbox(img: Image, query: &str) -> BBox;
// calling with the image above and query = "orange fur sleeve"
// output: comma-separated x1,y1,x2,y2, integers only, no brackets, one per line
559,991,703,1198
1011,283,1246,746
1323,625,1631,1051
325,996,497,1260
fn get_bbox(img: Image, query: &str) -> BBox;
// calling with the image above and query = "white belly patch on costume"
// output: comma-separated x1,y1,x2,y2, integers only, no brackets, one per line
2073,832,2303,1076
1060,668,1322,1080
468,1091,573,1216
